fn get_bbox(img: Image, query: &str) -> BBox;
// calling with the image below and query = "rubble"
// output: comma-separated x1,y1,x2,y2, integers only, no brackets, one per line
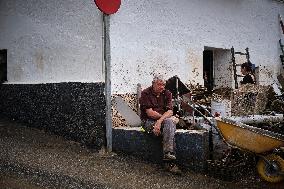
231,84,270,116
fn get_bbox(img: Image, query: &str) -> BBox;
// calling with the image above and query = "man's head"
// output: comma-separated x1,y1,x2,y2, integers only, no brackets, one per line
152,74,166,95
241,62,252,75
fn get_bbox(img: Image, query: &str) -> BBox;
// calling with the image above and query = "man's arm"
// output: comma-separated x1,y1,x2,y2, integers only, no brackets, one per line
146,108,173,121
159,109,173,121
145,108,162,119
147,109,173,136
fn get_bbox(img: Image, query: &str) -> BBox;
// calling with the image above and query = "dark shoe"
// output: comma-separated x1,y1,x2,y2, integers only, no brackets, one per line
165,164,182,175
163,152,176,160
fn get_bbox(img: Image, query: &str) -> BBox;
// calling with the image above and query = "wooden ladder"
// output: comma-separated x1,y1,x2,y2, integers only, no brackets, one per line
279,14,284,69
231,46,250,89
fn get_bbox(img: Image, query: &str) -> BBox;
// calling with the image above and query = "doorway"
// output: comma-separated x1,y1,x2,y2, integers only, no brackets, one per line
203,50,213,92
203,48,233,90
0,49,7,83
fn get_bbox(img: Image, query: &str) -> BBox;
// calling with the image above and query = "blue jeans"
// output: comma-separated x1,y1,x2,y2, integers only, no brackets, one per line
143,118,176,154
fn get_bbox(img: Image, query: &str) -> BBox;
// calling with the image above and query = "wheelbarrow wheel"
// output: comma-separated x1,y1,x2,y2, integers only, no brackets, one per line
257,154,284,183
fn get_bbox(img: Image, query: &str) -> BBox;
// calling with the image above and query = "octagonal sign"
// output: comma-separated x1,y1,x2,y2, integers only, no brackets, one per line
94,0,121,15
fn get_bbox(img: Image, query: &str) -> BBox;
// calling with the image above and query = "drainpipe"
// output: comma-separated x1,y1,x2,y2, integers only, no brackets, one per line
103,13,112,152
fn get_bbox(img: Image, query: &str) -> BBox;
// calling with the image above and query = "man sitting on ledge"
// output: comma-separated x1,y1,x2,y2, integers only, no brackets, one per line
139,74,181,174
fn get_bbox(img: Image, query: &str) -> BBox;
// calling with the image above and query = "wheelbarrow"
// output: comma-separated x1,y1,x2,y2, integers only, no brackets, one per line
215,117,284,183
165,79,284,182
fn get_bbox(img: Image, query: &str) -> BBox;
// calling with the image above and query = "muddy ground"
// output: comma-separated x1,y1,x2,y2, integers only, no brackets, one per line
0,119,283,189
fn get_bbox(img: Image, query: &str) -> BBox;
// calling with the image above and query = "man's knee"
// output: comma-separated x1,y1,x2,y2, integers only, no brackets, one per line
163,118,175,126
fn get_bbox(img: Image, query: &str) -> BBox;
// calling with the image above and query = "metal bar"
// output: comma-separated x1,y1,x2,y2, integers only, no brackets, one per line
185,102,215,128
245,47,250,62
137,83,142,116
103,13,112,152
194,102,213,117
237,74,244,77
231,47,238,89
175,76,181,113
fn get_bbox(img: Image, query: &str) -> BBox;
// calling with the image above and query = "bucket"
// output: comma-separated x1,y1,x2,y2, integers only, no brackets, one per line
211,100,231,117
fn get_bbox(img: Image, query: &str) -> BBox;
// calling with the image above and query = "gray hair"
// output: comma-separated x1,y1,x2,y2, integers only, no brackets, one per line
152,74,165,83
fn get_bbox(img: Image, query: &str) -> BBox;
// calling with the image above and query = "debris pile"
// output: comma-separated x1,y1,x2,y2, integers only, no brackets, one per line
186,83,211,106
111,76,284,136
112,94,138,127
212,87,233,100
207,150,256,181
231,84,270,116
253,122,284,135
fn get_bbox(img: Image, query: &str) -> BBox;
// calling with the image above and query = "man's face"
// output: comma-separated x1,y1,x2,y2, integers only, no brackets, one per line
153,80,165,94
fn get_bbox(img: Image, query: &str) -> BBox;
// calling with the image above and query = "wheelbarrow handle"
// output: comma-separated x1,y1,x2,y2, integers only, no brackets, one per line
183,100,216,129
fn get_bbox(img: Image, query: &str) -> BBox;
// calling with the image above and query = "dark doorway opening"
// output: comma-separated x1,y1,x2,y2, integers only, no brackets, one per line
203,50,213,92
0,49,7,83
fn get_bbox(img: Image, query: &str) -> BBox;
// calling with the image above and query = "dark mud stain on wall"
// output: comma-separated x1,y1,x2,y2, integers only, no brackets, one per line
0,82,106,149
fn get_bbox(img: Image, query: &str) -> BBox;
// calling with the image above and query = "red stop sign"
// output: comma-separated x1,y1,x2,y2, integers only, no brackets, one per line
94,0,121,15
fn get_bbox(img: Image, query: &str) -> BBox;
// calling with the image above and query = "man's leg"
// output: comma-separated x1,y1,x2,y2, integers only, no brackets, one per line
162,118,181,174
142,119,156,134
162,118,176,159
143,118,177,160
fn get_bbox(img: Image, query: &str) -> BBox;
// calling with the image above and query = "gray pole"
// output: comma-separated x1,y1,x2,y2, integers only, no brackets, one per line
103,13,112,152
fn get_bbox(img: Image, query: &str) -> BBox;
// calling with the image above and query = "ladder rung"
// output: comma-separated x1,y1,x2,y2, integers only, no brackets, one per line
235,52,247,55
237,74,244,77
233,64,242,67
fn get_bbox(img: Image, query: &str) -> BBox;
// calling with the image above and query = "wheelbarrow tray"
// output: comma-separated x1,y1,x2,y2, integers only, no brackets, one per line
215,117,284,154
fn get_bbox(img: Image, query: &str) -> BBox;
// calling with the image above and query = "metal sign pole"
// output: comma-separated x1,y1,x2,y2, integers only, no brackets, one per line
103,13,112,152
94,0,121,152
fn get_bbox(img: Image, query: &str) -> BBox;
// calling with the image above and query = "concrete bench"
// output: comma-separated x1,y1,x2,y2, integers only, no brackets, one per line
113,127,209,171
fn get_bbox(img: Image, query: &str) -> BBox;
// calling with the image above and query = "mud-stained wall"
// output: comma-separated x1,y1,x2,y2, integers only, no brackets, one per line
0,0,103,83
110,0,284,94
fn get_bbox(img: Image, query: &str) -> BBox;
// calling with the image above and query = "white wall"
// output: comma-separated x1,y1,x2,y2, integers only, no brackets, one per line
110,0,284,93
0,0,103,83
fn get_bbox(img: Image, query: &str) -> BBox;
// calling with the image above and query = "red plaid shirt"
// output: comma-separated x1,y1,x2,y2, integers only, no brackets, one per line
139,86,173,121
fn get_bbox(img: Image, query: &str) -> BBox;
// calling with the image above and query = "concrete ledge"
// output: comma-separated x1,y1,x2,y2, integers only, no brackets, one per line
113,127,209,171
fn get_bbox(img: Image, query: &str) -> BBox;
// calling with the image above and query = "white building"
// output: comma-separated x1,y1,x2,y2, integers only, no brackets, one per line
0,0,284,148
0,0,106,148
110,0,284,93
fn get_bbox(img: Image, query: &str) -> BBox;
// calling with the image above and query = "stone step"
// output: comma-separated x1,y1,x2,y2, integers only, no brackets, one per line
113,127,209,171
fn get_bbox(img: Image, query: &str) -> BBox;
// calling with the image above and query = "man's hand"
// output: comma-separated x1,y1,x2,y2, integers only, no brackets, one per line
153,120,162,136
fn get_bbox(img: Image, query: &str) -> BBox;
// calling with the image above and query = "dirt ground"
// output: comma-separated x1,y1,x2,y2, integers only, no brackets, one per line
0,174,45,189
0,119,283,189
